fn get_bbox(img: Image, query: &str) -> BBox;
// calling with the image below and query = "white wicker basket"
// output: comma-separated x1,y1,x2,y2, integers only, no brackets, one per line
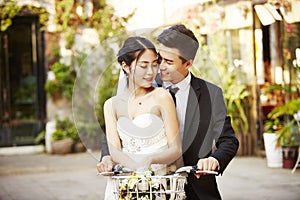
111,174,186,200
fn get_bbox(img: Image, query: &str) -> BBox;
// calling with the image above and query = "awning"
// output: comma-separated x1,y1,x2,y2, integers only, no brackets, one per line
279,0,300,23
264,3,282,21
254,4,278,26
255,1,300,25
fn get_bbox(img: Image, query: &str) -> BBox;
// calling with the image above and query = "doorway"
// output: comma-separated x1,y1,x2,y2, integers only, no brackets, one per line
0,15,46,147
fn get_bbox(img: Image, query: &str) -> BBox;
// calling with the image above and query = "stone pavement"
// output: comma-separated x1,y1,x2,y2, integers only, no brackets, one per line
0,151,299,200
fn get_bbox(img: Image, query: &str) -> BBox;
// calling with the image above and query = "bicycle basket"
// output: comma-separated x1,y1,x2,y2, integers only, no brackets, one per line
111,174,186,200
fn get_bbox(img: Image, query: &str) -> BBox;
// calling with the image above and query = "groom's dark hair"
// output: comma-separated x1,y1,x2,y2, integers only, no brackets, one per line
157,24,199,61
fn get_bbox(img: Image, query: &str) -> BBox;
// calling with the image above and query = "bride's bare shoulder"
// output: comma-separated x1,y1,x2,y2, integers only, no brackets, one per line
104,95,123,107
153,87,167,93
153,87,172,100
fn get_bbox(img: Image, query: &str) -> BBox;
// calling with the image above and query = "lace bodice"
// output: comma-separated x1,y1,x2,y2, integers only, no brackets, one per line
104,114,170,200
117,113,167,154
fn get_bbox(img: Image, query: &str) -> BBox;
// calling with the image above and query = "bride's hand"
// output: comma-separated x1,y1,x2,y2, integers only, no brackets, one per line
112,156,152,171
97,156,114,173
131,157,152,170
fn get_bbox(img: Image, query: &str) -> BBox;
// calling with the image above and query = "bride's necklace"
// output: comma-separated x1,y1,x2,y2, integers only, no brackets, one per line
127,87,152,106
134,96,143,106
129,88,153,106
128,93,144,106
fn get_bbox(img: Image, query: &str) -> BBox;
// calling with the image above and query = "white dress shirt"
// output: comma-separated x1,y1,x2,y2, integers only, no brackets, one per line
164,73,191,140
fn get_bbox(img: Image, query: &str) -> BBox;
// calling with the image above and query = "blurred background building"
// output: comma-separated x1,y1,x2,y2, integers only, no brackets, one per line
0,0,299,160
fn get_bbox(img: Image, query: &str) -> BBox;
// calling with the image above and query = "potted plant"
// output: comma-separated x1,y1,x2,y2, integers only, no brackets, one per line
51,116,81,154
267,98,300,168
263,118,283,168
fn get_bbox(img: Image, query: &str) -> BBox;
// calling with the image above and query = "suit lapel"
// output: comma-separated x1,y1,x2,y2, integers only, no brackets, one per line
182,75,201,153
182,75,212,165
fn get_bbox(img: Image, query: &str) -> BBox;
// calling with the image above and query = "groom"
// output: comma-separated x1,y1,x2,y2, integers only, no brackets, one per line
98,24,239,200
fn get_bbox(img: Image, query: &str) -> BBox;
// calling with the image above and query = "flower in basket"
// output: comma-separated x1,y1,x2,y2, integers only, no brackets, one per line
117,171,164,200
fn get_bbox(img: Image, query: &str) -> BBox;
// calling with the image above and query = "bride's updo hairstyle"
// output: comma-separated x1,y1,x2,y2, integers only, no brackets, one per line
117,36,157,70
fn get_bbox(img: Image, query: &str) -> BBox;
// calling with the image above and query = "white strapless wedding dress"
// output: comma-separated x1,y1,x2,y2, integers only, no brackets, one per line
104,114,168,200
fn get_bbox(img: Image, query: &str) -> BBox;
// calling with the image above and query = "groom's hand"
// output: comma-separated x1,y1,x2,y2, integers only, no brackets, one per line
195,157,219,178
97,155,114,173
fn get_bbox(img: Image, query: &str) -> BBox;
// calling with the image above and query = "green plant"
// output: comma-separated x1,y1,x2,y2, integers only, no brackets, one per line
45,80,60,98
223,77,250,135
0,0,22,31
34,130,46,145
264,118,282,133
45,62,76,100
267,98,300,147
0,0,49,32
1,0,132,148
47,0,132,125
262,84,298,94
52,117,78,141
191,30,250,135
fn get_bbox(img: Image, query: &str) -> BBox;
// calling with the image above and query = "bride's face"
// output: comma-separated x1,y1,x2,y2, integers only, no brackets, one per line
128,49,158,88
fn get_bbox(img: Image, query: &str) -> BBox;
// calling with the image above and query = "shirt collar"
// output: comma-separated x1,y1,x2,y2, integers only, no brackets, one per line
163,72,191,90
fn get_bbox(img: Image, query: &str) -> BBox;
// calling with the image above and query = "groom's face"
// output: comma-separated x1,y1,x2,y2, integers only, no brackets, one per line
158,44,190,84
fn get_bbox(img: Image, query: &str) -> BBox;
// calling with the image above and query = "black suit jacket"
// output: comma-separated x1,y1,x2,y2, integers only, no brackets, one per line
101,73,239,200
181,74,239,200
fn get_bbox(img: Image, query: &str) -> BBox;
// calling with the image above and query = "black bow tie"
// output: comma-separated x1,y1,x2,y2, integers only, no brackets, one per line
167,86,179,106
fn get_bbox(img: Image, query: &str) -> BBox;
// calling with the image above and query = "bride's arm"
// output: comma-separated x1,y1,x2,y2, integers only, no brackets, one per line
150,89,182,164
103,98,137,169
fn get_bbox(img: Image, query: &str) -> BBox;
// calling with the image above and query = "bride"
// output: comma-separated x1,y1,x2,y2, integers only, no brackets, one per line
101,36,182,199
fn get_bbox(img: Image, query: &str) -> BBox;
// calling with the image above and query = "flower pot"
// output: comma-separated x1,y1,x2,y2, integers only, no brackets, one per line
263,133,282,168
51,138,74,154
282,145,299,169
74,141,86,153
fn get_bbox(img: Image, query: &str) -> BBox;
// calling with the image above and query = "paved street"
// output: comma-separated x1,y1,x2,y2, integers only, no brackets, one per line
0,151,299,200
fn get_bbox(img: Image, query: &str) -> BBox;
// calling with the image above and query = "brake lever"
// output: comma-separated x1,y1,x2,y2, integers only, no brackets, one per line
97,164,134,176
